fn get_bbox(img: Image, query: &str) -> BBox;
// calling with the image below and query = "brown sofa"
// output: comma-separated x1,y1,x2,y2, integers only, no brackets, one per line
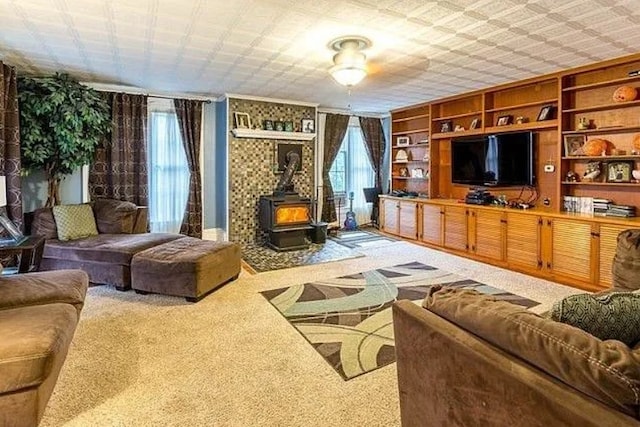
31,199,183,290
392,288,640,427
0,269,88,427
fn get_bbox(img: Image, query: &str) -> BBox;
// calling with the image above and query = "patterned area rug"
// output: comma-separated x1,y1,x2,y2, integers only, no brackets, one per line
242,240,364,274
261,261,539,380
329,229,398,249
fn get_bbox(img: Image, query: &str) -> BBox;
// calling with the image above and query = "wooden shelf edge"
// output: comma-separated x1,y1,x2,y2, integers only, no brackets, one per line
562,126,640,135
562,155,640,161
392,113,430,123
485,98,557,113
484,120,558,133
561,181,640,187
231,128,316,140
432,111,482,121
431,129,484,139
392,127,430,136
562,74,640,92
562,100,640,114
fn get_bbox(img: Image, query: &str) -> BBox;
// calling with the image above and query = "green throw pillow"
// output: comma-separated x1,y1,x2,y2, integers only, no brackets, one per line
551,292,640,346
52,204,99,241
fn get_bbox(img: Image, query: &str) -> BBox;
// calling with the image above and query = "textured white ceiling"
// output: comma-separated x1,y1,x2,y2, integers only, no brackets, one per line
1,0,640,113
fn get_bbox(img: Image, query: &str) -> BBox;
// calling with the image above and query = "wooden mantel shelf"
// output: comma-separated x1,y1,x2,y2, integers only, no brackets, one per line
231,128,316,141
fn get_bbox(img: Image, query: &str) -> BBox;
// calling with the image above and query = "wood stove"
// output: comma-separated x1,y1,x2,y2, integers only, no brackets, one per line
259,194,312,251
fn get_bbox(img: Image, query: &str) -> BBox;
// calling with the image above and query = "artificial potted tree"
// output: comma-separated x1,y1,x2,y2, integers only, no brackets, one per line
18,73,111,206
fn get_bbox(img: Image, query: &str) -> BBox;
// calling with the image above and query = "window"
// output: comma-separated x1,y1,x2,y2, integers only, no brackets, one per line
329,122,374,225
148,99,190,233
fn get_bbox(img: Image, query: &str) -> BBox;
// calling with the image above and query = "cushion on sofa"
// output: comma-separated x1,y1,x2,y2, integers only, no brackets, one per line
423,286,640,418
93,198,137,234
0,270,88,315
52,204,99,241
551,292,640,346
43,233,184,265
30,207,57,240
0,303,77,394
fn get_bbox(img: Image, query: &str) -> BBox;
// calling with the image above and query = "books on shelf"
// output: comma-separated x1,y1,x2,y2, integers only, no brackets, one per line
564,196,636,217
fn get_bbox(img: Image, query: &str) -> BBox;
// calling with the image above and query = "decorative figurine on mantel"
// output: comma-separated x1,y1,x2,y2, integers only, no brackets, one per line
565,171,579,182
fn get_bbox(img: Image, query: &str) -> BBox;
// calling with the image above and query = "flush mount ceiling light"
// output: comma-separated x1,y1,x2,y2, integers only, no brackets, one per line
328,36,371,87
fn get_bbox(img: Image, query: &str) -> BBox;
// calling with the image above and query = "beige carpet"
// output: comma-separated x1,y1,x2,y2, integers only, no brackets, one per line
41,240,582,427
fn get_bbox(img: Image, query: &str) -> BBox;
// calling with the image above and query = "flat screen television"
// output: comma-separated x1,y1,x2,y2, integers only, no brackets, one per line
451,132,534,186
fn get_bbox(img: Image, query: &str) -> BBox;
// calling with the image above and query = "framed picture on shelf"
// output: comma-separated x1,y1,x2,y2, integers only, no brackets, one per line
496,115,512,126
284,121,294,132
440,120,453,133
301,119,315,133
234,112,251,129
396,136,410,146
606,161,633,183
263,120,274,131
411,168,424,178
537,105,554,121
469,118,481,129
399,167,409,177
563,135,586,156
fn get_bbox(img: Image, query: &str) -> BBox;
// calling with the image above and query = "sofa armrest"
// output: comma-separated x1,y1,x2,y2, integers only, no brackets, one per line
392,300,639,427
133,207,149,234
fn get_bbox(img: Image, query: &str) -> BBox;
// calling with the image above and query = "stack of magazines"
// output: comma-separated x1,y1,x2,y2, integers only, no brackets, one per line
606,205,636,218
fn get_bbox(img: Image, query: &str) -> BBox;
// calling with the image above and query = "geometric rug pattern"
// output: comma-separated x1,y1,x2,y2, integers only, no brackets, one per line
328,229,399,249
261,261,539,380
242,239,364,274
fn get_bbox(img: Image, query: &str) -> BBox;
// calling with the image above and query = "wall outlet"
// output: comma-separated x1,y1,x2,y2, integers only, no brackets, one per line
544,164,555,173
543,198,551,206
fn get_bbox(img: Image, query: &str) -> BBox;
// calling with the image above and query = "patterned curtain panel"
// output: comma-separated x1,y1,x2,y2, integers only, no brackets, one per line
358,116,386,190
173,99,203,238
90,93,148,206
321,113,350,223
0,63,23,230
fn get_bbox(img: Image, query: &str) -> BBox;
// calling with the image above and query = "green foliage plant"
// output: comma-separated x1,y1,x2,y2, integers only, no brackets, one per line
18,73,111,206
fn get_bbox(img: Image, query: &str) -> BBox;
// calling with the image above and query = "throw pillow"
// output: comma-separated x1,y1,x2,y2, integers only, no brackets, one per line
93,198,137,234
52,204,99,241
30,207,57,240
550,292,640,346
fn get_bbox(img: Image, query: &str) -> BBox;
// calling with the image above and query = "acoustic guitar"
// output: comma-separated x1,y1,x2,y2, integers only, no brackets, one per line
344,192,358,231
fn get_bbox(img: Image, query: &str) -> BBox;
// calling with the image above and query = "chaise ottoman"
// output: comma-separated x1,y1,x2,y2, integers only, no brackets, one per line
130,237,241,302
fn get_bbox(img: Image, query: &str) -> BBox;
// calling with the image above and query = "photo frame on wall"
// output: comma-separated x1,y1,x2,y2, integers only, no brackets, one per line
234,112,251,129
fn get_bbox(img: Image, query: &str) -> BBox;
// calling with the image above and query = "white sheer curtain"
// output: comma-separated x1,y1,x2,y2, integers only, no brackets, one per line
148,99,190,233
347,125,375,225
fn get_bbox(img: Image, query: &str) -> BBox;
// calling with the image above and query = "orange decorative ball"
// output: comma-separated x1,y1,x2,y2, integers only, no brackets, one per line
612,86,637,102
583,138,610,156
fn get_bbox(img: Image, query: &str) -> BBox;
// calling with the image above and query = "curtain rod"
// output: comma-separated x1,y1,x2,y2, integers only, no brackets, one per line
142,93,212,103
85,82,214,103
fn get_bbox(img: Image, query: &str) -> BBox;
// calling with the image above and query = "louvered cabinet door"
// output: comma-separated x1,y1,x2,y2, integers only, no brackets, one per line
398,201,418,240
473,209,505,262
505,212,541,271
443,206,468,252
420,203,443,245
598,224,629,288
549,218,593,284
381,198,399,235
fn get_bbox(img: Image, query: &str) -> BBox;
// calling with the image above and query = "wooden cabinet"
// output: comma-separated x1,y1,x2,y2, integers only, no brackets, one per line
390,104,431,196
545,217,594,285
380,197,418,239
441,206,504,261
472,209,504,262
443,205,468,251
596,224,629,288
419,203,443,245
505,212,542,272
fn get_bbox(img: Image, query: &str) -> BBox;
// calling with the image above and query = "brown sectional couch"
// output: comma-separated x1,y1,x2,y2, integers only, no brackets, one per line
392,287,640,427
31,199,183,290
0,269,88,427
